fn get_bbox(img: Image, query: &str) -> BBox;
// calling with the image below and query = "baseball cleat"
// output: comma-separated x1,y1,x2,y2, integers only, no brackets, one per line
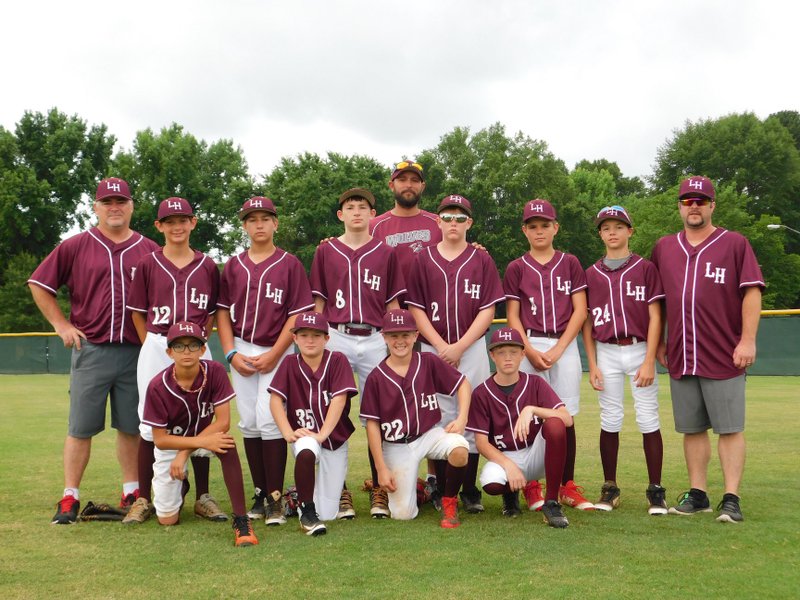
716,493,744,523
440,496,460,529
370,486,390,518
247,488,267,519
194,493,229,521
51,494,80,525
559,480,594,510
266,490,287,526
541,500,569,528
233,514,259,547
336,489,356,520
646,484,668,516
502,490,521,518
594,481,621,512
122,497,154,524
459,488,485,514
283,486,299,518
669,489,712,515
523,480,545,511
299,502,327,536
120,490,140,511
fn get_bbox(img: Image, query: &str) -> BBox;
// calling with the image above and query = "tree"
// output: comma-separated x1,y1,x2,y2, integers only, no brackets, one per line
574,158,646,197
767,110,800,151
0,253,72,332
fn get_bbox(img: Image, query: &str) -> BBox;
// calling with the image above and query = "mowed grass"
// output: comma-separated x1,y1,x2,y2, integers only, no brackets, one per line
0,375,798,600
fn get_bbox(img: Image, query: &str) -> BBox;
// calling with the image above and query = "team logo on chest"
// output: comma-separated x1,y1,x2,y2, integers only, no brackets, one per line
322,390,333,406
625,281,646,301
264,282,284,304
704,262,726,284
463,279,481,299
556,277,572,295
189,288,209,310
363,268,381,291
199,402,214,418
420,393,438,410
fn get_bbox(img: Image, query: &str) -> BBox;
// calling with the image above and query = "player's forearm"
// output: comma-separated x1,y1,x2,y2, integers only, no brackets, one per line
386,298,400,311
644,303,662,364
507,300,536,354
317,395,347,441
269,394,295,440
740,286,762,343
456,306,495,350
215,309,235,354
543,406,573,427
29,285,70,331
408,306,447,349
365,421,387,470
455,379,472,421
555,291,587,350
131,311,148,344
314,297,326,314
475,433,510,466
269,314,297,357
581,318,597,368
152,428,204,451
198,403,231,435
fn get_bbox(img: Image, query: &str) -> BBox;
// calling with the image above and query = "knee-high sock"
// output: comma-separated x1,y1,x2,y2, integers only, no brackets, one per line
483,482,510,496
642,430,663,485
600,430,620,483
217,448,246,515
462,453,480,494
562,424,577,484
191,455,210,499
294,449,316,504
543,418,567,501
261,438,288,497
243,437,266,492
434,459,447,495
443,463,466,498
137,439,155,502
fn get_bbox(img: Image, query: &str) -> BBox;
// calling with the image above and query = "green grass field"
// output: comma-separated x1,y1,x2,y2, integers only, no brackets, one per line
1,375,798,599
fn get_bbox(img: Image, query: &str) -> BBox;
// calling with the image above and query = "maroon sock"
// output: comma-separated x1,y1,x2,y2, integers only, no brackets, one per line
562,424,577,485
434,459,447,495
137,439,155,502
642,430,664,484
191,455,210,499
443,462,466,498
368,447,379,486
483,482,510,496
543,418,567,501
262,438,288,498
294,450,317,504
217,448,246,515
600,430,620,482
462,453,480,494
243,437,266,492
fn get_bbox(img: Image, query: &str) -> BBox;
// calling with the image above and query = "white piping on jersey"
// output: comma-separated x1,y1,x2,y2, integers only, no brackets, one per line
117,236,147,343
521,255,548,333
87,229,118,344
426,246,478,342
591,256,645,339
483,375,532,451
297,352,335,451
328,239,384,324
234,250,289,344
153,255,179,328
375,356,423,440
152,253,211,325
161,369,197,436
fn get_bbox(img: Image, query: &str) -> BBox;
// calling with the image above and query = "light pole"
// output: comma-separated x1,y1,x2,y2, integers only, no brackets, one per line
767,223,800,236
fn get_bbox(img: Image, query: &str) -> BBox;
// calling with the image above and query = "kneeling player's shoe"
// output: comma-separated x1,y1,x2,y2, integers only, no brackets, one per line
523,480,545,511
669,489,711,515
299,502,327,536
247,488,267,519
232,514,258,547
542,500,569,528
459,487,485,514
266,491,287,526
370,486,390,519
122,497,154,524
426,476,443,512
336,489,356,520
440,496,460,529
119,490,139,512
594,481,621,512
194,493,229,521
284,486,299,518
51,494,80,525
502,490,521,518
559,480,594,510
716,493,743,523
646,484,668,516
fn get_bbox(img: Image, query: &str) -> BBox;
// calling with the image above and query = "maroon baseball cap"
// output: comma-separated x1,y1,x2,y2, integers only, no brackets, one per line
382,309,417,333
239,196,278,220
96,177,132,202
437,194,473,216
167,321,207,345
678,176,715,200
595,205,633,228
487,327,525,350
291,311,329,333
523,199,557,222
390,159,425,182
338,188,376,208
157,197,194,221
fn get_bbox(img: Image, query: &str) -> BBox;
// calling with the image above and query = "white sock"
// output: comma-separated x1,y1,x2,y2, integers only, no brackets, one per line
64,487,79,500
123,481,139,496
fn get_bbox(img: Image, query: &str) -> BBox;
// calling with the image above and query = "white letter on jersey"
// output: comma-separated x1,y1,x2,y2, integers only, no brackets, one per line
420,394,439,411
556,277,572,294
625,281,646,302
189,288,209,310
463,279,481,299
362,269,381,291
264,283,284,305
528,297,538,316
704,262,726,284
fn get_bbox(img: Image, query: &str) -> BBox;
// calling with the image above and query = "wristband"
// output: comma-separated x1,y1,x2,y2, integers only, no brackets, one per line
225,350,238,363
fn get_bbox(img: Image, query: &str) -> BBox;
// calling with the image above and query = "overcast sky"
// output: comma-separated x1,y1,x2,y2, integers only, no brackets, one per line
3,1,797,181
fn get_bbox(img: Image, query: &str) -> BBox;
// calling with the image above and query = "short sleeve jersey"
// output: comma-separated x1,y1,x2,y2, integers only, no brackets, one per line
585,254,664,343
142,360,234,436
369,210,442,282
126,250,220,335
28,227,160,345
467,372,564,450
268,349,357,451
217,249,314,347
360,352,465,443
405,246,505,344
651,228,764,380
503,251,587,335
310,238,406,327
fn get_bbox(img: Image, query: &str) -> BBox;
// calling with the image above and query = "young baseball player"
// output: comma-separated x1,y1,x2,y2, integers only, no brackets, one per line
504,199,593,511
581,206,667,515
405,195,505,514
360,309,471,528
468,327,572,528
142,321,258,547
268,312,358,536
310,187,406,519
216,197,314,526
124,197,221,525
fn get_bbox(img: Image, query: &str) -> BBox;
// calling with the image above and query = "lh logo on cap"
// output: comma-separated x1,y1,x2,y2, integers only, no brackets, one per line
106,182,121,193
178,323,193,333
529,202,544,212
688,179,704,190
168,200,183,210
250,199,263,208
391,314,405,324
301,314,316,323
498,330,513,341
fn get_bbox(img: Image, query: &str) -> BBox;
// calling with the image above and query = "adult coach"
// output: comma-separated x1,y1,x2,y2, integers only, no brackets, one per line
28,177,159,524
651,176,763,523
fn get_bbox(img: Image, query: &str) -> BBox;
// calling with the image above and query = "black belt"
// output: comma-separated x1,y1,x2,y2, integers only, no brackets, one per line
334,323,379,337
527,330,562,339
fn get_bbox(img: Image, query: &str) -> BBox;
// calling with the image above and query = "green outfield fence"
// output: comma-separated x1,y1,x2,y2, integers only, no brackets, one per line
2,310,798,376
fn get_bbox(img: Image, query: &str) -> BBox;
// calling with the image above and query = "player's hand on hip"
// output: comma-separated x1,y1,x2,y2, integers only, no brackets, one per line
231,353,258,377
732,340,756,370
589,365,604,391
656,341,668,369
378,466,397,492
505,464,526,492
634,362,655,387
199,431,236,454
57,324,87,350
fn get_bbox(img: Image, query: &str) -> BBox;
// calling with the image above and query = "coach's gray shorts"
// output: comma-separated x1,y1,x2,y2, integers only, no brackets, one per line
68,341,141,438
669,374,746,434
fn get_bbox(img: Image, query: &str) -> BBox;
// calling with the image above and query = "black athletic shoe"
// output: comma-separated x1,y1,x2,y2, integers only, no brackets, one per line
646,484,668,516
425,476,442,512
594,481,621,512
716,493,744,523
299,502,327,536
247,488,267,519
541,500,569,528
502,491,521,518
51,494,80,525
669,488,712,515
459,487,485,514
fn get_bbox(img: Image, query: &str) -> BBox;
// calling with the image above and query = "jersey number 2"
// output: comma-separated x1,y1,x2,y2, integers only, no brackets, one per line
151,306,171,326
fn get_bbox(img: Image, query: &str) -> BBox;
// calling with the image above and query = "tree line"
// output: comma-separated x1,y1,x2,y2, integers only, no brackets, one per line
1,108,799,332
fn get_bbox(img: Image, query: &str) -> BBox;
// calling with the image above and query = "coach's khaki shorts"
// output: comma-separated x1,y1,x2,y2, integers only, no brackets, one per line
669,374,746,434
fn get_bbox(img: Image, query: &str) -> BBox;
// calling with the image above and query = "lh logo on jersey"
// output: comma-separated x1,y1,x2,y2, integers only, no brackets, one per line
625,281,646,301
556,277,572,295
199,402,214,418
704,262,726,284
420,394,439,411
322,391,333,406
363,269,381,291
463,279,481,299
189,288,209,310
264,283,284,304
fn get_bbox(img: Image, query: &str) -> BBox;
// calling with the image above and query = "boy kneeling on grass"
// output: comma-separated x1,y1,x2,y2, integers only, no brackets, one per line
359,309,471,529
467,327,573,528
142,321,258,547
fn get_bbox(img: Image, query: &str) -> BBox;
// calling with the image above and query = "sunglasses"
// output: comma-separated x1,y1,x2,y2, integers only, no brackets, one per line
170,341,203,352
394,161,423,172
439,213,469,223
679,198,712,207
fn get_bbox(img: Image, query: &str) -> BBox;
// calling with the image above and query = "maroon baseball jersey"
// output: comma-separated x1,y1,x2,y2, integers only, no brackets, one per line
28,227,159,345
369,210,442,281
585,254,664,343
268,349,357,451
467,372,564,450
218,249,314,346
359,352,465,442
310,238,406,327
142,359,234,436
126,250,219,335
651,228,764,380
405,246,505,344
503,252,587,335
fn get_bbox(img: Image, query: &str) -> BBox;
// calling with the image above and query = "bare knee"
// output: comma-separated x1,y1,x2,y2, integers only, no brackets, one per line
448,447,468,468
158,512,180,526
